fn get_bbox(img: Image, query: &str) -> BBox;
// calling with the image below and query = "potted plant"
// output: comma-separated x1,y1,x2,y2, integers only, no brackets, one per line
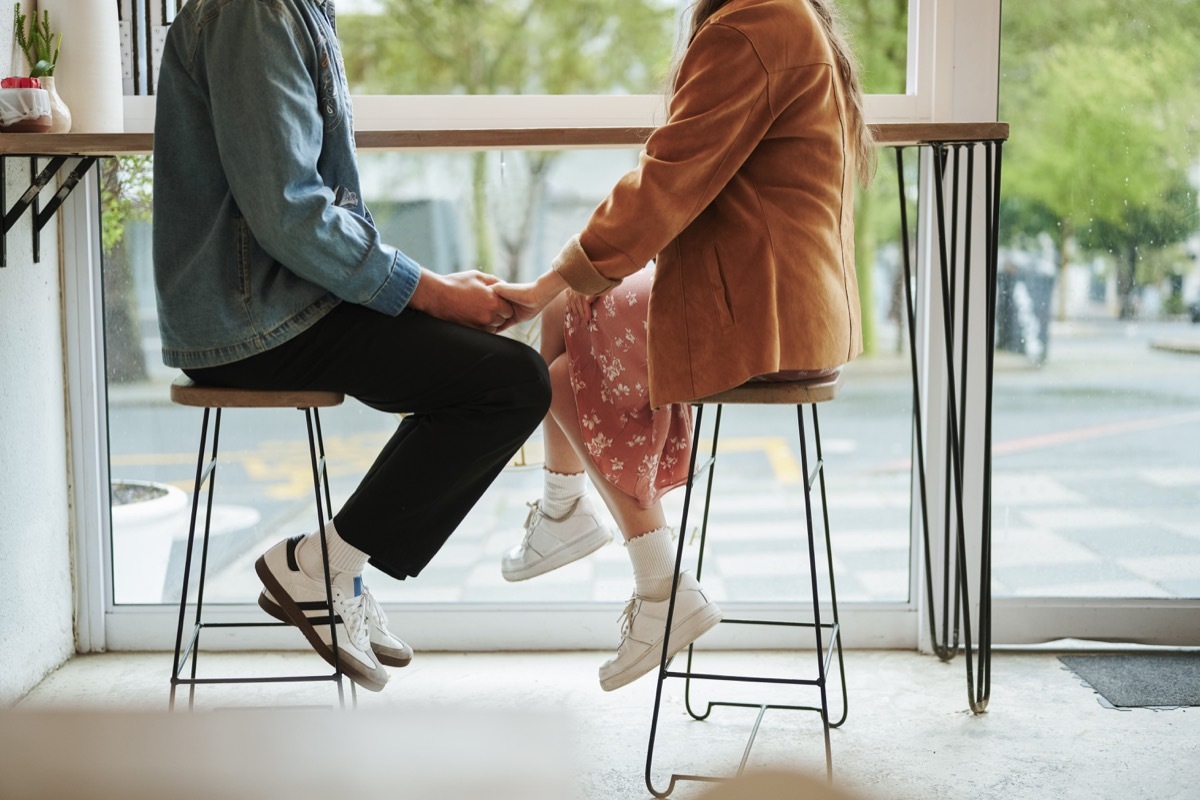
11,2,70,132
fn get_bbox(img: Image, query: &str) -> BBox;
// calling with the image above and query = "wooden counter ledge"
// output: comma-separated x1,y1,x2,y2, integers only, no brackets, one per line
0,122,1007,157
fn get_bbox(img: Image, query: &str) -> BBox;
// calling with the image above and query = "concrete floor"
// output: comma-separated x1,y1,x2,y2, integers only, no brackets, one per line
8,648,1199,800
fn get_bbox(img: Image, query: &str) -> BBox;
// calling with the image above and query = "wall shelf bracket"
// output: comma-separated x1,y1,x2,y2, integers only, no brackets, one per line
1,155,100,268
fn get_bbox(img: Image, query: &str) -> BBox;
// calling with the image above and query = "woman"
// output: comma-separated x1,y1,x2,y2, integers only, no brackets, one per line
496,0,874,692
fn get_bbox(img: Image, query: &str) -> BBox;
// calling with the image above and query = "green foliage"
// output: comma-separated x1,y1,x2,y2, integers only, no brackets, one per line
13,3,61,78
339,0,675,95
101,158,153,255
839,0,908,95
1078,180,1197,261
1000,0,1200,310
839,1,911,352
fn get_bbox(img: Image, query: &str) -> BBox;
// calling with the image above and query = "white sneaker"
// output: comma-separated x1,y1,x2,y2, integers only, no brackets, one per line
501,496,613,582
259,583,413,668
599,572,722,692
255,535,390,692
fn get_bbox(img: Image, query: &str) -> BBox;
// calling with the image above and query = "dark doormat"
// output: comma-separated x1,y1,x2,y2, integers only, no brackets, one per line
1059,653,1200,708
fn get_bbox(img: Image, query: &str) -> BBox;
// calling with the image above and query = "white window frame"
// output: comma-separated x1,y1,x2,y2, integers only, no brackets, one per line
85,0,1197,655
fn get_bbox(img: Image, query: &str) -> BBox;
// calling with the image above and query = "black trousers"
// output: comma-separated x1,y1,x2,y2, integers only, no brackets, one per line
185,303,551,579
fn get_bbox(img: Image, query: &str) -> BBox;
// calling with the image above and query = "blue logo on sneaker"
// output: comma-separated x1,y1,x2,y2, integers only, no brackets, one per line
354,575,362,596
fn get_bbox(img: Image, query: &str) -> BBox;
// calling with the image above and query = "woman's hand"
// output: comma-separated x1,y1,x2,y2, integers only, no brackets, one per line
492,270,569,331
565,290,598,324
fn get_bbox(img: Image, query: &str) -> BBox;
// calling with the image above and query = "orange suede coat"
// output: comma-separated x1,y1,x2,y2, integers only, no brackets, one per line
552,0,862,408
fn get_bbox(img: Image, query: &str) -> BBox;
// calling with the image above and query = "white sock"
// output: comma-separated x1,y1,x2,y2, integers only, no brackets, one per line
542,469,586,518
298,520,369,580
626,527,677,601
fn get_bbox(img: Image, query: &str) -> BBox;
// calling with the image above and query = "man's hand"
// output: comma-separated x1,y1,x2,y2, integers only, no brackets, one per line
492,270,570,332
408,269,515,332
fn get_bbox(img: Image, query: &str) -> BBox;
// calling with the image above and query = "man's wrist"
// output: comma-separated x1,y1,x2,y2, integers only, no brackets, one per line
408,269,443,312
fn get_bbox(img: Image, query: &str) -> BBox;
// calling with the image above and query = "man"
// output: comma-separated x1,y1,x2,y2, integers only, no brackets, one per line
153,0,551,691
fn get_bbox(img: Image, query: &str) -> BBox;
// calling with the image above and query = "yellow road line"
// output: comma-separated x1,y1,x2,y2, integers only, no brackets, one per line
111,435,805,497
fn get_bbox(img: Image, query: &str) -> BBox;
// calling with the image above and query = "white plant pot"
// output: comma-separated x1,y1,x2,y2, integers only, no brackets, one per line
111,480,264,604
111,480,189,604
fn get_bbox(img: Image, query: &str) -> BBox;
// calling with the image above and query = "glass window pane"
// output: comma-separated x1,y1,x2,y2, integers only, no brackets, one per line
105,149,914,606
995,0,1200,599
338,1,678,96
336,0,909,97
840,0,909,95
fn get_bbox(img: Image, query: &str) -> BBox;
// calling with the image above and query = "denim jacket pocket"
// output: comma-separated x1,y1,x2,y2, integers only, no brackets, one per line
233,215,257,308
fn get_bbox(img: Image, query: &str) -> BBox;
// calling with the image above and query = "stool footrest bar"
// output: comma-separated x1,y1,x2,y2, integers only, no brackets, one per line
805,459,823,491
664,670,826,687
172,674,341,686
686,454,716,488
720,617,838,630
708,701,826,714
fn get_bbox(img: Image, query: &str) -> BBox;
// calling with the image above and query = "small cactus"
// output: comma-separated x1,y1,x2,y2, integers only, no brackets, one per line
14,3,61,78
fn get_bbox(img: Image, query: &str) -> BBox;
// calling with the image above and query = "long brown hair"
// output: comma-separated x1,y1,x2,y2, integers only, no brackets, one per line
681,0,875,186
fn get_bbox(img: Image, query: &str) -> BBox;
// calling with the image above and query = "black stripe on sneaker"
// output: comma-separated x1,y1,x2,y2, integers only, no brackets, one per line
304,615,343,626
285,534,305,572
294,601,331,611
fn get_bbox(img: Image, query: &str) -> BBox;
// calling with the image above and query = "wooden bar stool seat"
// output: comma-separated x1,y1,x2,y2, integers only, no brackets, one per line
168,375,355,710
645,369,848,796
169,378,344,410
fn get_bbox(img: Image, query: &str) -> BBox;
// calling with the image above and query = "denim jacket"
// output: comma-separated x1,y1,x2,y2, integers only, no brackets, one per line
153,0,421,368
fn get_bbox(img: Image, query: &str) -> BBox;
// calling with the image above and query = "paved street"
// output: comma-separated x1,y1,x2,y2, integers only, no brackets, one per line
106,317,1200,606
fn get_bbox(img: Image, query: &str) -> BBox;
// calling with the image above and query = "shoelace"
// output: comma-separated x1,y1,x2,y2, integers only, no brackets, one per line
523,497,581,535
616,595,640,644
360,585,389,636
333,588,371,651
520,500,544,547
522,500,543,534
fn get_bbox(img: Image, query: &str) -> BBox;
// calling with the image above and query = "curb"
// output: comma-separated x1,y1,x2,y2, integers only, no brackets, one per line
1150,339,1200,356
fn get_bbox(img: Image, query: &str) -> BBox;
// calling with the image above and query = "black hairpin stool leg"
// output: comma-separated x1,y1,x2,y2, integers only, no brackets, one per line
644,382,847,797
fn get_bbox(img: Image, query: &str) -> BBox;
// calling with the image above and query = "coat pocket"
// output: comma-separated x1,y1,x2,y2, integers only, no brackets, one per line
703,245,736,329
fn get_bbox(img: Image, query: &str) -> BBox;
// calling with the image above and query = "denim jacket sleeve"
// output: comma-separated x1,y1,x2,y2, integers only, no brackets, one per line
195,0,419,314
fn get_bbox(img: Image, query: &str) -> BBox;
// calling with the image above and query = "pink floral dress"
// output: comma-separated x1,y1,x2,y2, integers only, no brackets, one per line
564,267,694,509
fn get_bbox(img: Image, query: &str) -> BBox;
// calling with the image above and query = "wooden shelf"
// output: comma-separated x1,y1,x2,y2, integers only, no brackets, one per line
0,122,1008,157
0,133,153,156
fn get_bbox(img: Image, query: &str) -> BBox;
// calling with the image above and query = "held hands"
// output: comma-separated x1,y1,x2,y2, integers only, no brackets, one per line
492,271,570,333
409,268,573,334
408,269,516,333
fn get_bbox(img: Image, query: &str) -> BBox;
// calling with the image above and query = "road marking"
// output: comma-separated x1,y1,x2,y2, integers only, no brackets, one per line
992,409,1200,455
870,409,1200,472
111,433,390,500
715,437,804,484
110,435,812,493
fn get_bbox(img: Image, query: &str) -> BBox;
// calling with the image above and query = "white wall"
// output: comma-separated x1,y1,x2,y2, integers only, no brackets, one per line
0,0,76,705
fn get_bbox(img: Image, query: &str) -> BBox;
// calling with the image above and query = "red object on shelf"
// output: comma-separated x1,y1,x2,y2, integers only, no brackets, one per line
1,76,41,89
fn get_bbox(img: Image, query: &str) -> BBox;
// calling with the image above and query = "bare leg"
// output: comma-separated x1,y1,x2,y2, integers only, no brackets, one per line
531,292,716,692
547,355,666,541
538,293,588,476
535,291,665,540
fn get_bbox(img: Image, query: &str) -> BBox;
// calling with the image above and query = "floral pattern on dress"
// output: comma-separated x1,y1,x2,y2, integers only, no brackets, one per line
564,267,693,509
